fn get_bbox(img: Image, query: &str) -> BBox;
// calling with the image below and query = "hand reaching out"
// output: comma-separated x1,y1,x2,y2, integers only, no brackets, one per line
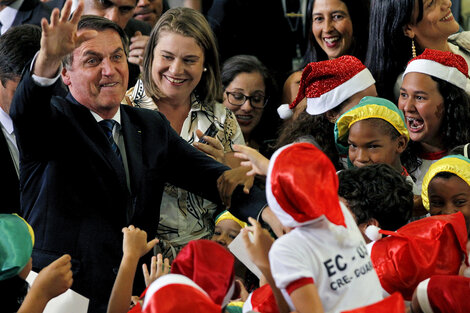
242,217,274,273
31,254,74,301
142,253,170,287
122,225,159,260
233,144,270,176
217,166,254,207
194,129,225,164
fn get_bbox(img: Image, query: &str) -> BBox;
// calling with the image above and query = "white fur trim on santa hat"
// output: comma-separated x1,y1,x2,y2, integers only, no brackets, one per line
404,59,468,90
416,278,433,313
266,144,299,227
143,274,208,310
306,68,375,115
277,103,294,119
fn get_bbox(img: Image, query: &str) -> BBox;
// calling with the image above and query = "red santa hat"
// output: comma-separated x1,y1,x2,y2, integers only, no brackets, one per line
403,48,469,90
171,239,236,306
142,274,221,313
266,142,345,227
242,284,280,313
277,55,375,119
341,292,405,313
416,275,470,313
369,212,468,300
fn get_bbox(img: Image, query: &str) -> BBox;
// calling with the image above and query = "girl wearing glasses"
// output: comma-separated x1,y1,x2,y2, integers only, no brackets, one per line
123,7,245,261
221,55,276,153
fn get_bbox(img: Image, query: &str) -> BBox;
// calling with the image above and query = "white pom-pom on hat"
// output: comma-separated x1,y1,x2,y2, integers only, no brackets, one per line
277,103,293,120
365,225,382,242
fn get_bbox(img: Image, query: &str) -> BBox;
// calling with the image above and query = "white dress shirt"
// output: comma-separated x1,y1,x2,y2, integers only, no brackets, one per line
0,106,19,176
0,0,24,35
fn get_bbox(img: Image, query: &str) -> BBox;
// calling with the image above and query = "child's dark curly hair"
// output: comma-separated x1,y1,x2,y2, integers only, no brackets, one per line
338,164,413,230
273,110,343,170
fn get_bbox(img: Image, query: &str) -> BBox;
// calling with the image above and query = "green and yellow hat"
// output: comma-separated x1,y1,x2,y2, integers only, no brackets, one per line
334,96,410,155
421,155,470,211
215,211,247,229
0,214,35,281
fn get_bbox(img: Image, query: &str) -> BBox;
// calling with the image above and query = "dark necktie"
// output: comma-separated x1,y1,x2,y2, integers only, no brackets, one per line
99,119,123,164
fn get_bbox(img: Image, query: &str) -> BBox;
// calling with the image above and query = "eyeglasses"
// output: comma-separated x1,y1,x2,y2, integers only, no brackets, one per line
225,91,268,109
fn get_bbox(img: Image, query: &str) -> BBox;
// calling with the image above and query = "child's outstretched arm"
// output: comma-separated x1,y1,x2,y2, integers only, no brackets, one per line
107,225,159,313
242,217,290,313
18,254,73,313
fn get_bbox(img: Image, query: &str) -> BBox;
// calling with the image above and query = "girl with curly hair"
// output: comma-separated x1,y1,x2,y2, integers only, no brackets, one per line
399,49,470,193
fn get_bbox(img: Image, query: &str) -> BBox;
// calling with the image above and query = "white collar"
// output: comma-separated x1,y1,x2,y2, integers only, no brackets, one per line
90,107,122,125
0,106,13,134
0,0,24,34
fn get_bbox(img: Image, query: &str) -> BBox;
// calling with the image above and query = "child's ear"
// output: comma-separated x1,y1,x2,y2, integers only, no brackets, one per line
325,110,338,123
396,135,408,154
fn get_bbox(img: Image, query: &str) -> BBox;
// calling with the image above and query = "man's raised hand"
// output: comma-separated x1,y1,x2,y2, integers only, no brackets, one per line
34,0,97,78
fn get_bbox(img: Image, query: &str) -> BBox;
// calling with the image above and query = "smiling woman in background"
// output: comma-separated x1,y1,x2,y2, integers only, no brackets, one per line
366,0,469,101
221,55,276,153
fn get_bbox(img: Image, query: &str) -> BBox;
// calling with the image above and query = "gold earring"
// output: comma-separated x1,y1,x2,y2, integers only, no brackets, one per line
411,39,417,58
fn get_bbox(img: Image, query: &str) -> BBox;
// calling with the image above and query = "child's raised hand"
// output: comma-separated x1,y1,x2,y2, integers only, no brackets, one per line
233,144,269,176
122,225,159,259
142,253,170,287
242,217,274,272
31,254,73,301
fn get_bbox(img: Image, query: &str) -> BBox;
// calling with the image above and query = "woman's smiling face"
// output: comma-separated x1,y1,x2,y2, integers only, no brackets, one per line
311,0,353,59
151,31,205,101
406,0,459,48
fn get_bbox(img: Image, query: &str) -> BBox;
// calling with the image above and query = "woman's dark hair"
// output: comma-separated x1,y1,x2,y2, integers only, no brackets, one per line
338,163,413,230
302,0,370,67
402,77,470,174
273,110,342,170
0,275,29,312
221,55,275,102
366,0,425,101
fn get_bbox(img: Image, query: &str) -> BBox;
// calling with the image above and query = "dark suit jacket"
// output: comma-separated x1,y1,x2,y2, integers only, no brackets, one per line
12,0,52,27
11,68,266,313
0,130,19,213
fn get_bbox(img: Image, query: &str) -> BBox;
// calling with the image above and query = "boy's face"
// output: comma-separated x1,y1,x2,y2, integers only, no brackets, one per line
347,119,407,171
211,219,242,248
428,175,470,234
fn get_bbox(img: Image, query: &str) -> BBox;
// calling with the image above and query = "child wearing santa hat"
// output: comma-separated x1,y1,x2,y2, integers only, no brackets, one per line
0,214,73,313
266,142,383,313
274,56,377,170
140,274,224,313
398,49,470,194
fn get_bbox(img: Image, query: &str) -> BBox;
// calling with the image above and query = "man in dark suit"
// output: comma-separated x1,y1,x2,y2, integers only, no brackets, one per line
0,0,51,32
11,3,266,312
0,24,41,213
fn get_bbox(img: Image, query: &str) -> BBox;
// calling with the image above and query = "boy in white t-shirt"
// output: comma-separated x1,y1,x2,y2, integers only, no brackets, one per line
266,143,383,313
